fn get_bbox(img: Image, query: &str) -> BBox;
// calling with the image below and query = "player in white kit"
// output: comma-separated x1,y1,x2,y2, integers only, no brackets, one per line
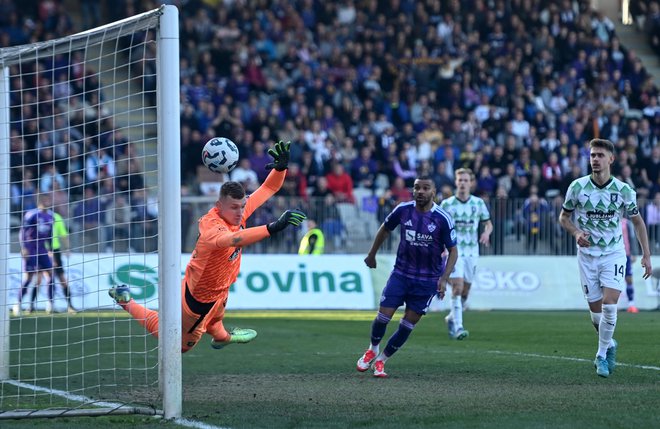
441,168,493,340
559,139,652,378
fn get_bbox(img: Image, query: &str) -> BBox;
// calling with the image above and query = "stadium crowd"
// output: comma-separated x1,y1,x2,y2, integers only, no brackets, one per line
176,0,660,254
2,0,660,255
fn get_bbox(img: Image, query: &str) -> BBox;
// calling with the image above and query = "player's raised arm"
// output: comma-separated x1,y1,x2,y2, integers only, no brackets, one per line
244,140,291,217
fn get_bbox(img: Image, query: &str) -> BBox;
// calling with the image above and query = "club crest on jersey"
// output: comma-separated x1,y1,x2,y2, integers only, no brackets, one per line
611,194,618,203
427,223,436,232
471,206,477,214
228,225,244,261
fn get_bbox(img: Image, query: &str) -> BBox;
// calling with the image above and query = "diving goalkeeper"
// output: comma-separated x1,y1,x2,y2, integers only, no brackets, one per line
109,141,306,352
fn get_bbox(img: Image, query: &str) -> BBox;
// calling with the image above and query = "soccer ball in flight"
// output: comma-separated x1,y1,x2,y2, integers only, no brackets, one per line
202,137,239,174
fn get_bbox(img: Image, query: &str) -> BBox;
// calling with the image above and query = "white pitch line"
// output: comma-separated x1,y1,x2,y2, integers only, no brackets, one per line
487,350,660,371
3,379,230,429
172,418,231,429
192,348,660,373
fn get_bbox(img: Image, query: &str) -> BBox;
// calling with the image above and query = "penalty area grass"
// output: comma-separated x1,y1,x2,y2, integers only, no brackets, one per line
2,310,659,428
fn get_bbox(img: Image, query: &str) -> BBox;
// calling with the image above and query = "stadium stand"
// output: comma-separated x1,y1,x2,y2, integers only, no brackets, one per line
2,0,659,254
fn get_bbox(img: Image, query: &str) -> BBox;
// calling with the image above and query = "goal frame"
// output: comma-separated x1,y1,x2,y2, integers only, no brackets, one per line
0,5,181,420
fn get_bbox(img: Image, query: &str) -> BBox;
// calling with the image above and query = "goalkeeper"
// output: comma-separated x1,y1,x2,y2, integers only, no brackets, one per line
109,141,305,352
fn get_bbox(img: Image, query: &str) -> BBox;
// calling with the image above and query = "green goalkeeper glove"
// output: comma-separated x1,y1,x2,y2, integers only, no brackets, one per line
267,209,306,235
265,140,291,171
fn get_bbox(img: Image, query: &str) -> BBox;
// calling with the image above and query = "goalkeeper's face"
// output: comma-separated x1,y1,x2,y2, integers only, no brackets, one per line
216,196,247,226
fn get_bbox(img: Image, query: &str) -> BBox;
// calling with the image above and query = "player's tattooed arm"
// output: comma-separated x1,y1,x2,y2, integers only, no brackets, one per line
214,226,271,248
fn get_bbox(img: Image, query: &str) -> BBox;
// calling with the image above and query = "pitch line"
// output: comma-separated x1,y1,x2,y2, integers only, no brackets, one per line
3,380,230,429
172,418,231,429
486,350,660,371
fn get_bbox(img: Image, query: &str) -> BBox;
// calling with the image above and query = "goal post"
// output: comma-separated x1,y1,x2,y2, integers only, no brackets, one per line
0,5,181,420
156,5,182,420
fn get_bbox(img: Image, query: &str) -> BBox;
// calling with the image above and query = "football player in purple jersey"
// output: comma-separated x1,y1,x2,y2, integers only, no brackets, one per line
356,176,458,377
14,193,56,315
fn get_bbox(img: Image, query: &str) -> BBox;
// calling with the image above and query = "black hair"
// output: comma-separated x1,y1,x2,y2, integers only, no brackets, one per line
220,181,246,200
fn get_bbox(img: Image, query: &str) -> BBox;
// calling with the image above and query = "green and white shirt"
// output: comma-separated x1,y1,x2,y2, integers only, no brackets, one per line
440,195,491,257
562,175,638,256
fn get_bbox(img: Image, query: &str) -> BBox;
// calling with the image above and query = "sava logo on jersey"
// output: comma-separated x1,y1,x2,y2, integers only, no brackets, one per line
405,229,434,246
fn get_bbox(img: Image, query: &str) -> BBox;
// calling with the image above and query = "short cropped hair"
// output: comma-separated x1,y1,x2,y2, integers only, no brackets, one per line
219,181,245,200
455,168,475,179
416,175,435,184
589,138,615,154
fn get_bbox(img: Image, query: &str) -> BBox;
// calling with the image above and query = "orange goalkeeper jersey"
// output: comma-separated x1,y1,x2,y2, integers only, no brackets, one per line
185,169,286,303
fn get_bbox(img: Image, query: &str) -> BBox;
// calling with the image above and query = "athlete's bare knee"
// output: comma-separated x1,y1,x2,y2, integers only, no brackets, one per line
450,280,464,296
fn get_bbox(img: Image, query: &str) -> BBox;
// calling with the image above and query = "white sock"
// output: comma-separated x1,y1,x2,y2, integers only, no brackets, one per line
590,311,601,333
377,352,389,363
368,344,379,355
451,295,463,329
597,304,617,358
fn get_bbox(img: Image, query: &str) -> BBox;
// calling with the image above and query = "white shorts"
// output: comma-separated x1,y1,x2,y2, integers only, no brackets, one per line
449,255,477,284
577,250,626,303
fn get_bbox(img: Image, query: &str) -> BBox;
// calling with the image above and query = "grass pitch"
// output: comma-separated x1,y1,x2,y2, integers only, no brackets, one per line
2,310,659,428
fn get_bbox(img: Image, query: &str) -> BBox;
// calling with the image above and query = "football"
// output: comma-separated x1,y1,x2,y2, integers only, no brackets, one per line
202,137,240,174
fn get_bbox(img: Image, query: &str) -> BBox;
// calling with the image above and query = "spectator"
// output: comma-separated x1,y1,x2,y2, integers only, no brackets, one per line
248,141,272,184
280,162,308,199
476,165,497,197
646,192,660,250
391,149,417,188
521,188,551,254
230,158,259,193
73,185,104,232
351,146,378,190
640,145,660,196
39,163,66,193
386,177,413,206
85,146,115,183
325,162,355,204
129,187,158,253
541,152,563,193
103,194,132,252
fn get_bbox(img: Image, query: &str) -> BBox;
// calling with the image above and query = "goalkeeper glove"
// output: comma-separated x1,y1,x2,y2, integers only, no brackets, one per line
267,209,307,235
265,140,291,171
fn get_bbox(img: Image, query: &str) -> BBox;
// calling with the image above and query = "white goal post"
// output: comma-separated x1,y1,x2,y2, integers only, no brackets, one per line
0,5,181,420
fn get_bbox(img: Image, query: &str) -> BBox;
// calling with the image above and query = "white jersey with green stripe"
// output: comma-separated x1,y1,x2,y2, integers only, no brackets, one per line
562,175,639,257
440,195,491,257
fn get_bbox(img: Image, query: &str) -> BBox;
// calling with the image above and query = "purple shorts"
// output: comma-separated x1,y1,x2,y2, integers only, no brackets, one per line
380,272,437,315
24,253,52,273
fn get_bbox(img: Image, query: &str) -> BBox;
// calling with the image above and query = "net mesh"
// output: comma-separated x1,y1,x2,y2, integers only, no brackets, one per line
1,9,164,412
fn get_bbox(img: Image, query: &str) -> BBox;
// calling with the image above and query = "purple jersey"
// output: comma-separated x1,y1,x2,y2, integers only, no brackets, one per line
20,208,54,256
384,201,456,281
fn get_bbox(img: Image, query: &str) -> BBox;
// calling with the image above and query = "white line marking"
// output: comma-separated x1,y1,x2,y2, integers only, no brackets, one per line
487,350,660,371
172,418,230,429
193,348,660,373
3,380,230,429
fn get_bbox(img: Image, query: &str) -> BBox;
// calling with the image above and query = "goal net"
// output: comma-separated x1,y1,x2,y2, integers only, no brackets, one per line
0,6,181,419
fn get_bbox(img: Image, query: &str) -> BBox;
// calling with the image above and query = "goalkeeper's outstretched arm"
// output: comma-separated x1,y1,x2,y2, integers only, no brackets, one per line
244,141,292,217
210,209,307,248
212,225,271,248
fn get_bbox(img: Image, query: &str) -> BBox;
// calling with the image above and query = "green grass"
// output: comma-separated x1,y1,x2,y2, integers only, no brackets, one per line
2,310,659,428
